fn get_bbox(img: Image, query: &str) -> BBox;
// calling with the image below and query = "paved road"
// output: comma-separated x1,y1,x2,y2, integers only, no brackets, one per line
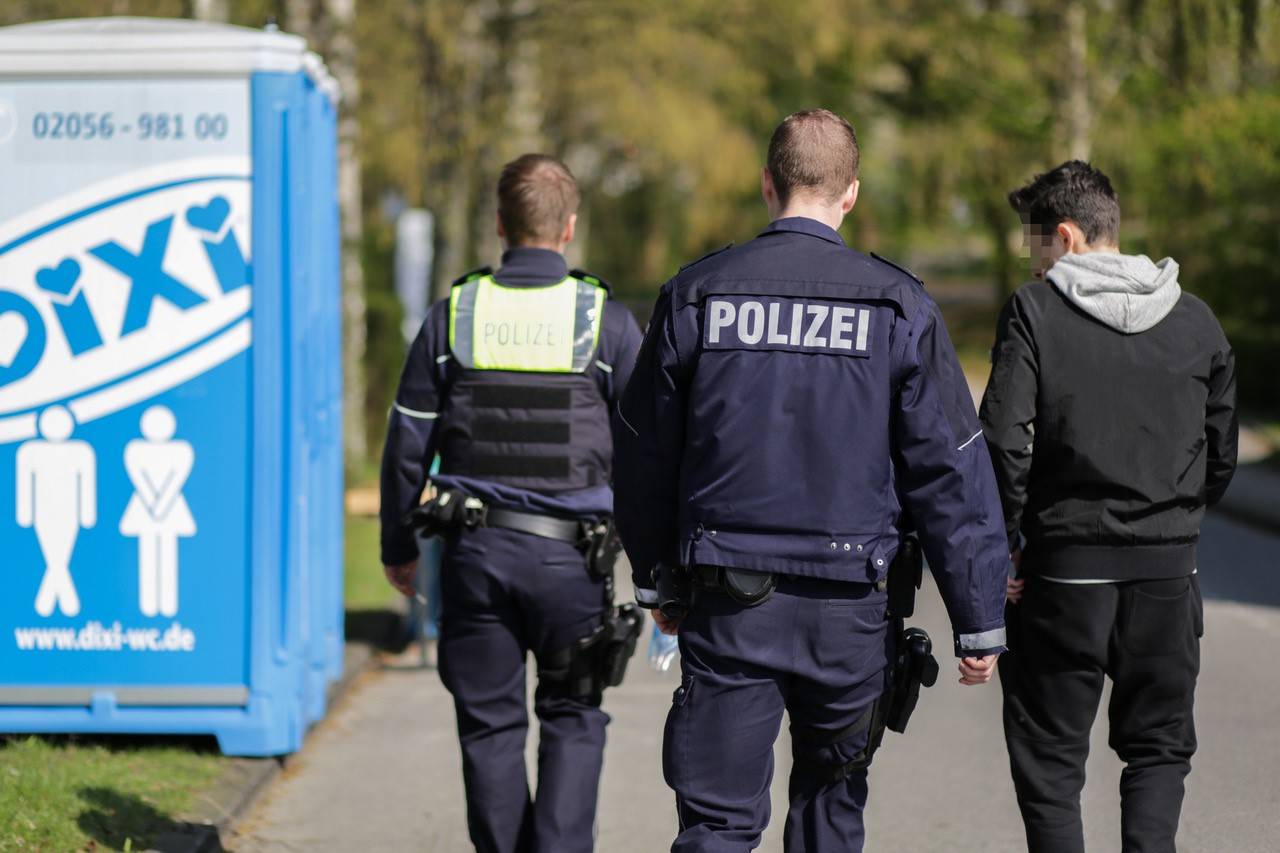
231,509,1280,852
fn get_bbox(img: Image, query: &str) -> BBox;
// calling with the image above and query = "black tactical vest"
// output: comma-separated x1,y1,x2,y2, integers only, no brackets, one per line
435,270,613,493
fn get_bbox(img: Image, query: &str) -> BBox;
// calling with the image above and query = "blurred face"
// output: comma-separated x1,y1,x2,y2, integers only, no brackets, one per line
1024,223,1065,279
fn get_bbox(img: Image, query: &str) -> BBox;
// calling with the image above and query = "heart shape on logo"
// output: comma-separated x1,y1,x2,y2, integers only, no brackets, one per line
186,196,231,235
0,310,29,369
35,258,81,297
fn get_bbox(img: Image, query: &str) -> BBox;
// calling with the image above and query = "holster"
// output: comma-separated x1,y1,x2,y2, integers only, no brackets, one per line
539,603,644,698
583,518,623,580
410,491,639,695
887,536,923,620
885,626,940,733
790,623,939,784
405,490,485,538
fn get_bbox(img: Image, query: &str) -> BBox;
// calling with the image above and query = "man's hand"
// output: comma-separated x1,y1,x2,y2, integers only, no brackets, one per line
1007,548,1025,603
384,561,418,598
1007,576,1026,603
653,608,683,636
958,654,1000,686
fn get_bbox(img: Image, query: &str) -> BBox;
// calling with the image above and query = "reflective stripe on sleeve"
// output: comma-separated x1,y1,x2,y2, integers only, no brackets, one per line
393,403,439,420
957,430,983,451
958,627,1006,651
634,587,660,606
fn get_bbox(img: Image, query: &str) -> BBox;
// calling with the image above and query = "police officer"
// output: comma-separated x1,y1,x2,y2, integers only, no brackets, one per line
613,110,1011,853
380,153,643,853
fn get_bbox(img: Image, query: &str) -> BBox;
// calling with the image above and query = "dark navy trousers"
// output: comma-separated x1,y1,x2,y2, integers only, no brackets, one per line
665,575,891,853
437,526,610,853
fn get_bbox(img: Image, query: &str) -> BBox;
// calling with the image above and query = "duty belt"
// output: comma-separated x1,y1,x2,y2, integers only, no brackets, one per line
407,490,588,546
484,507,582,544
408,490,624,585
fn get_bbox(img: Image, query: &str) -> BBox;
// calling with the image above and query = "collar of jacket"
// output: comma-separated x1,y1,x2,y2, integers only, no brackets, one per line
494,247,570,286
759,216,845,246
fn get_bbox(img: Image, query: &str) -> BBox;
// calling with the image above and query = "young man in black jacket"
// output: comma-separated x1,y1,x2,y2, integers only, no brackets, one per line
980,160,1237,853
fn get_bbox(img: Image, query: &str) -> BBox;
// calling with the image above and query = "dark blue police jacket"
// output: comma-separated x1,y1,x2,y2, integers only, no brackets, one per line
614,217,1009,656
379,247,643,566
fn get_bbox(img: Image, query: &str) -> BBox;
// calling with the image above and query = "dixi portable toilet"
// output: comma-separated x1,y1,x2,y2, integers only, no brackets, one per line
0,18,344,755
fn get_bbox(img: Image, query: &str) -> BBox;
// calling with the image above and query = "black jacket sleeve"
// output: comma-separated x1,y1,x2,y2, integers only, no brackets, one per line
1204,342,1238,507
979,292,1039,548
379,302,450,565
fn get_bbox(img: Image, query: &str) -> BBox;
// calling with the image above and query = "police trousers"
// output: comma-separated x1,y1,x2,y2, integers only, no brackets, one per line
1000,575,1203,853
664,574,890,853
437,526,609,853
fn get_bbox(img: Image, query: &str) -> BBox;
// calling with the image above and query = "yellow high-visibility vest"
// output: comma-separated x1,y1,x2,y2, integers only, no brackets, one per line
448,275,606,373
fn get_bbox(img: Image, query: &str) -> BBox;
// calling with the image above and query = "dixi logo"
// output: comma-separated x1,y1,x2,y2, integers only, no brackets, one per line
0,167,254,443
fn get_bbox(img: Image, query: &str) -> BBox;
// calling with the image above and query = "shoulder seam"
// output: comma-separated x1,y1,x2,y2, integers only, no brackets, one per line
869,252,923,286
678,243,733,274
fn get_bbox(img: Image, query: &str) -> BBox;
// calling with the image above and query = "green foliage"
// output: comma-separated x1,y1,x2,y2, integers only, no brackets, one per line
1127,91,1280,411
2,0,1278,418
0,735,223,852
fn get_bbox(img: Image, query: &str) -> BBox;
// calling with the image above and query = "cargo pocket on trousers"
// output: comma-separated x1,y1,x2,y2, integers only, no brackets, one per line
1123,578,1195,657
662,675,694,791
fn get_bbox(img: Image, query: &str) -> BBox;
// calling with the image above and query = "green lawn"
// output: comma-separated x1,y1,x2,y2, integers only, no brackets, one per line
0,735,223,852
345,512,395,611
0,512,392,850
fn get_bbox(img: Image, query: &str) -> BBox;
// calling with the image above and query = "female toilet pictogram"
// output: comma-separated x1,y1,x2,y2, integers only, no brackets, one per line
119,405,196,617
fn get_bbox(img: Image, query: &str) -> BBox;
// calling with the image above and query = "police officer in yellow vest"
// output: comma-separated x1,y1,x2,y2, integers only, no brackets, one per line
380,154,644,853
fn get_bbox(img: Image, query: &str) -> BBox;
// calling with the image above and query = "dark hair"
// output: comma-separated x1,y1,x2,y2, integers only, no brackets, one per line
767,109,860,206
1007,160,1120,244
497,153,580,245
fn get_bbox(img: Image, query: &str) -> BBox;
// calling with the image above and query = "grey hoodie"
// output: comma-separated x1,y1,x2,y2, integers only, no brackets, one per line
1045,252,1182,334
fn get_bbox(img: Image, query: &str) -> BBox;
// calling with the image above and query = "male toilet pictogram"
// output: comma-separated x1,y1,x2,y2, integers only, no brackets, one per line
15,405,96,617
120,405,197,617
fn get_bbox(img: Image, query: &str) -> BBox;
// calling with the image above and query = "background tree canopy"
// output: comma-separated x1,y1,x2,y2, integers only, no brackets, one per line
4,0,1278,465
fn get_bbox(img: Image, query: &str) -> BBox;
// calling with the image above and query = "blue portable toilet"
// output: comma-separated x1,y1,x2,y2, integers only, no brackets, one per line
0,18,344,756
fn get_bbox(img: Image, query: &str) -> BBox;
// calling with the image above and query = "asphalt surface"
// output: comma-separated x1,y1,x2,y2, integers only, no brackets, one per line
229,505,1280,852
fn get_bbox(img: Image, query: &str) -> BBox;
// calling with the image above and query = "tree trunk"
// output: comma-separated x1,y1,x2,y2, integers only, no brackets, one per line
288,0,369,469
418,2,491,301
1239,0,1260,87
323,0,368,469
192,0,229,21
1064,0,1091,160
1170,0,1191,87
